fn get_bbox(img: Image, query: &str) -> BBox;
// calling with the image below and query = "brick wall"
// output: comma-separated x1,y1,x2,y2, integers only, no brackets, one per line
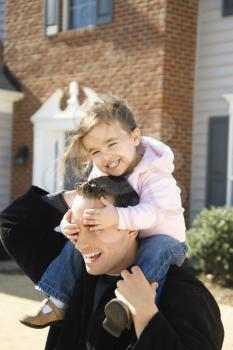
4,0,198,221
162,0,198,222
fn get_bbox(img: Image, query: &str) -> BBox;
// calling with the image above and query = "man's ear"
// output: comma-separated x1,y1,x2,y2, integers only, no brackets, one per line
128,229,139,240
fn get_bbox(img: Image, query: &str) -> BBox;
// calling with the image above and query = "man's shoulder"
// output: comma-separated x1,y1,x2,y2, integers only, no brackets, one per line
161,265,220,313
165,265,210,294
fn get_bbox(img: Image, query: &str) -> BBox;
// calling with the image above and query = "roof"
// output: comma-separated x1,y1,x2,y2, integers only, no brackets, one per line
0,64,22,92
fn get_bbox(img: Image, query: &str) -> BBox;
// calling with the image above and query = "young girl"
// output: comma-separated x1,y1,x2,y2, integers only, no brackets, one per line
20,95,187,333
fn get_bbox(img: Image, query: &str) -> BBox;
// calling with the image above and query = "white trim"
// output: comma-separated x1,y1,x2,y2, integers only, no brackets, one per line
222,93,233,206
31,89,63,123
31,81,98,192
190,0,201,223
0,110,12,212
0,89,24,102
63,0,69,31
0,89,24,101
0,87,23,211
0,89,24,113
0,101,13,114
46,24,58,36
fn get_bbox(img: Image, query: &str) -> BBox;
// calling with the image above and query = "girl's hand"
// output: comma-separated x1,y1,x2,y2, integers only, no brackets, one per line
60,210,79,245
115,266,158,338
83,197,119,231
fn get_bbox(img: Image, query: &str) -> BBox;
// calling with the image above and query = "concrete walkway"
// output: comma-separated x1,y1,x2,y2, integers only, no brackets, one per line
0,273,48,350
0,272,232,350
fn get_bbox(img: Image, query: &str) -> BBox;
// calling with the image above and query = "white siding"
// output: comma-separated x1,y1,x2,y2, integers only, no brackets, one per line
0,112,12,211
0,0,4,42
190,0,233,222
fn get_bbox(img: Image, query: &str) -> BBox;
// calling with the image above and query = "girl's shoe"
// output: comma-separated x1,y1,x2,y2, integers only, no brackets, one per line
103,298,132,337
19,299,64,329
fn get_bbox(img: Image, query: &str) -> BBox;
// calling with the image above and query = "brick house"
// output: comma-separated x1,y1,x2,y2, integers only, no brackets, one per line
0,0,233,227
0,0,23,213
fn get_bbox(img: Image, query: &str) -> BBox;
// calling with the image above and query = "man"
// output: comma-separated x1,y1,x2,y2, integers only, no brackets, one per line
0,176,224,350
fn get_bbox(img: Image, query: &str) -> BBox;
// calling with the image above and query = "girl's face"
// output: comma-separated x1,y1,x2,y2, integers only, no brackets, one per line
82,121,141,176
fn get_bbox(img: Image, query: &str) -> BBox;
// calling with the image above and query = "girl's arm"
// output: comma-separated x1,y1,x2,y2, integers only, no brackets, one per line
83,170,184,233
116,171,183,231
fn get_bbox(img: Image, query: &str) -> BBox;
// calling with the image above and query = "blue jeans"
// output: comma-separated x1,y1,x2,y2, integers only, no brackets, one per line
36,241,83,303
37,235,187,303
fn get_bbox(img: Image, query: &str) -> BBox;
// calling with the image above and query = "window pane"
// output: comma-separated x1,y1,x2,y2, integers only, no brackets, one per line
70,0,96,29
98,0,109,15
70,0,86,4
96,0,112,25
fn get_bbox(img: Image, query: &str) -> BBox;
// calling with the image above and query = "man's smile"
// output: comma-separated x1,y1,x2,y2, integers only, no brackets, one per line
82,251,102,264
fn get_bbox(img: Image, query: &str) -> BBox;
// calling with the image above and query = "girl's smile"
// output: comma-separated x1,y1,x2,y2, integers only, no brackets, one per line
82,121,141,176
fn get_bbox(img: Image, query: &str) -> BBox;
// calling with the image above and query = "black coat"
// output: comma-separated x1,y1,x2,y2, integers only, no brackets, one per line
0,186,224,350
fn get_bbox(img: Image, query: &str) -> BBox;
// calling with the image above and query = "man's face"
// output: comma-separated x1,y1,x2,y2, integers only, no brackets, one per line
71,195,137,275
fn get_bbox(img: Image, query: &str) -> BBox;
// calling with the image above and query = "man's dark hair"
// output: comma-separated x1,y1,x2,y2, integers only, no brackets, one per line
75,176,139,208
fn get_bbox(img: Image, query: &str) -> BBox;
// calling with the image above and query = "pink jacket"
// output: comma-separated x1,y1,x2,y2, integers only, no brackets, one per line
89,136,186,242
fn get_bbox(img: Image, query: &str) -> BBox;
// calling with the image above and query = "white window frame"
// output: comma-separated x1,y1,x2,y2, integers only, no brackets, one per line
44,0,60,36
63,0,69,31
223,94,233,206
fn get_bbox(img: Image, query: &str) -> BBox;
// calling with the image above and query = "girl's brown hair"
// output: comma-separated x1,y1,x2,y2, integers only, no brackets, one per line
63,94,138,178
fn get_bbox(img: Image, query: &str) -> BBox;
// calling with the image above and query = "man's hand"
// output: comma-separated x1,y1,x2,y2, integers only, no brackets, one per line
83,197,119,231
115,266,158,338
60,210,79,245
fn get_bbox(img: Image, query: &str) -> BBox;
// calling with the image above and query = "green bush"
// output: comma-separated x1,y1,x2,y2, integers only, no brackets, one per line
187,206,233,276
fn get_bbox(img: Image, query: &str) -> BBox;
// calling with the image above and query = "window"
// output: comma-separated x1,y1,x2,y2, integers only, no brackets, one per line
222,0,233,16
44,0,112,36
69,0,96,29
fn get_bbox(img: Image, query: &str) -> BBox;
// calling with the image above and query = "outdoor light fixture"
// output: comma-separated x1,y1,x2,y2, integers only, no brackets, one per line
14,145,29,166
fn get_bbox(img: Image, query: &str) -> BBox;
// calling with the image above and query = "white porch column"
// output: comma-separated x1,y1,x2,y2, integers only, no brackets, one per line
222,94,233,206
0,89,24,211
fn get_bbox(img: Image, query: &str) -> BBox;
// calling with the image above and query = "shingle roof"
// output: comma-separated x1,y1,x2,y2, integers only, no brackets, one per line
0,64,21,92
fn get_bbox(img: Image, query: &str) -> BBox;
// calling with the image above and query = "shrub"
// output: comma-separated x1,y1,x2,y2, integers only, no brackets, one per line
187,206,233,276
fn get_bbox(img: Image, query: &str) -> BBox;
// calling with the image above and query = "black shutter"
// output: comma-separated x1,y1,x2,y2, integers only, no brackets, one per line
96,0,112,25
44,0,59,36
222,0,233,16
206,116,229,207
